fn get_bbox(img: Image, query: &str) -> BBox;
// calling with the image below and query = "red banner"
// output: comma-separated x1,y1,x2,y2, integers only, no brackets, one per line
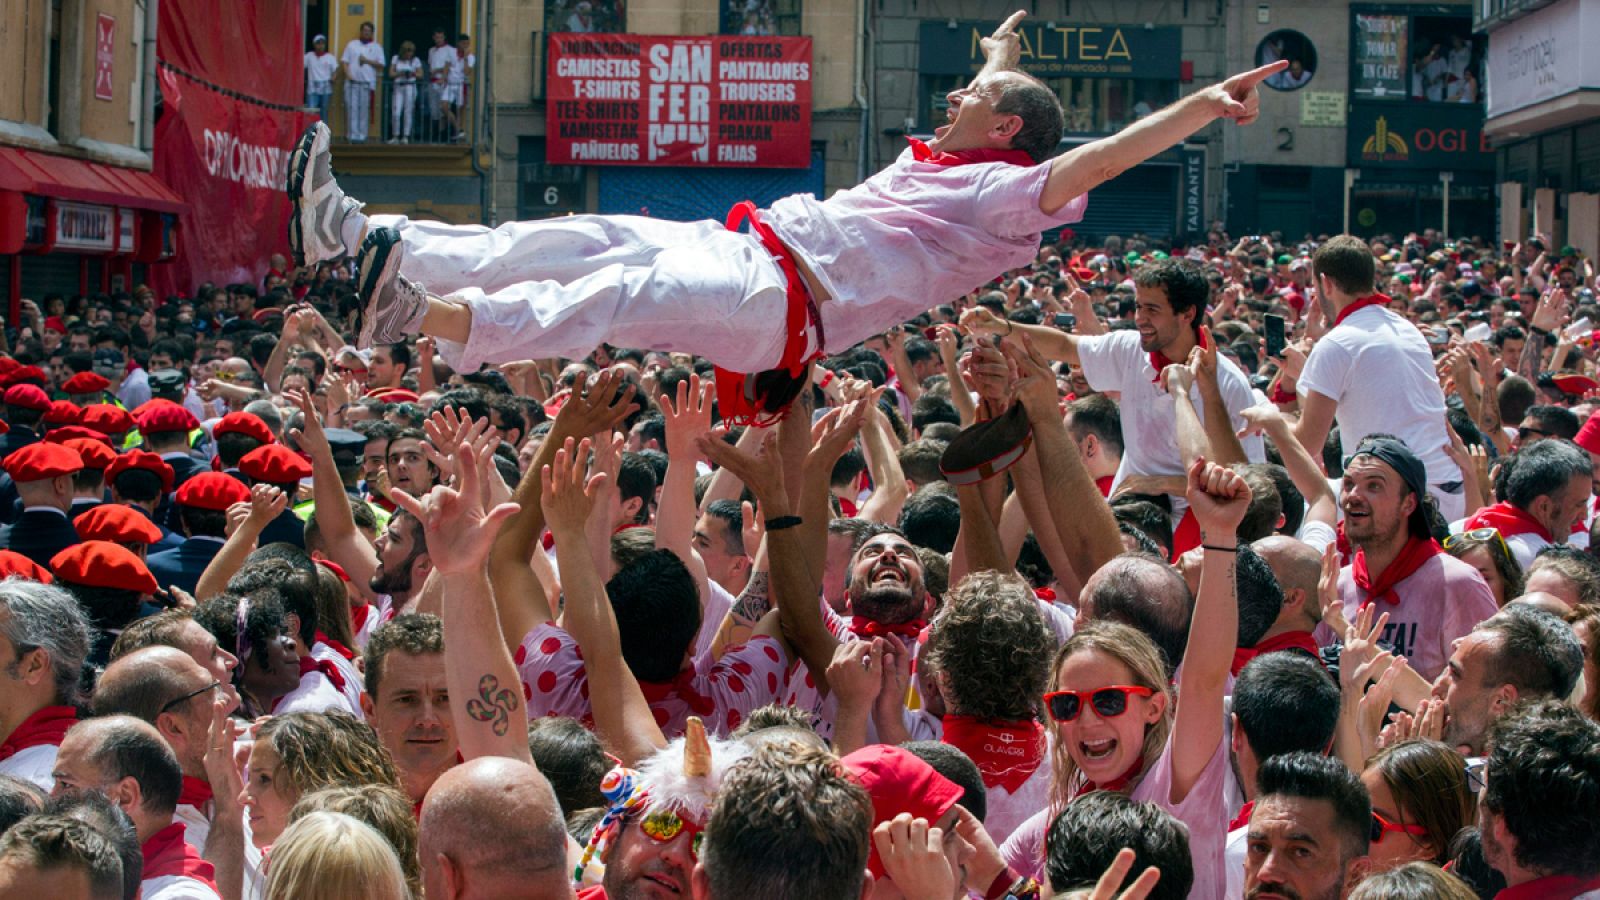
151,0,309,296
547,34,812,168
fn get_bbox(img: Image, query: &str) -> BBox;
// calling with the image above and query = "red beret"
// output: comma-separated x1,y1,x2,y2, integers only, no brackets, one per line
130,398,179,419
138,402,200,435
43,401,82,425
1578,411,1600,456
62,372,111,394
61,438,116,470
45,426,113,446
50,541,159,594
3,442,84,482
365,387,420,404
238,444,312,484
0,549,52,584
0,420,8,435
0,365,47,389
3,384,51,411
175,472,250,511
0,358,18,380
74,504,164,545
214,412,275,445
80,404,135,436
105,450,175,494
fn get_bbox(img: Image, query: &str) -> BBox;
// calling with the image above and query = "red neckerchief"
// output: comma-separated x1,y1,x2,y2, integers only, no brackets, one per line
839,496,858,517
1035,587,1057,602
1333,293,1393,328
297,656,347,694
314,633,357,663
906,137,1034,168
1465,501,1555,543
850,618,927,640
1353,536,1443,608
1494,874,1600,900
0,706,77,761
1229,800,1254,832
1170,508,1201,562
1094,476,1114,498
350,603,372,636
1149,328,1208,385
140,822,218,890
541,530,556,551
1335,520,1351,565
939,716,1046,793
1230,630,1323,677
1076,757,1145,798
177,775,213,809
639,669,716,718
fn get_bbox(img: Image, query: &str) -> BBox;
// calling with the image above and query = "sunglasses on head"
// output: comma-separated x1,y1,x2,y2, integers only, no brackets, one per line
1044,685,1154,723
638,808,704,858
1370,811,1428,844
1516,426,1550,442
1442,527,1510,560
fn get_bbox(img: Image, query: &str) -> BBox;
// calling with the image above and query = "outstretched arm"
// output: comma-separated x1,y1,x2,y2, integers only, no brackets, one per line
288,388,380,587
1038,62,1285,216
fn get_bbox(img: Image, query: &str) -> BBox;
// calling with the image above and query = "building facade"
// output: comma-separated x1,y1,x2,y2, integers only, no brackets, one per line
0,0,182,314
1479,0,1600,254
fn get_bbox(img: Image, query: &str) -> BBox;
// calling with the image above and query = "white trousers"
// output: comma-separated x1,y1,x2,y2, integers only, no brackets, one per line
345,83,373,141
391,84,416,139
365,213,790,373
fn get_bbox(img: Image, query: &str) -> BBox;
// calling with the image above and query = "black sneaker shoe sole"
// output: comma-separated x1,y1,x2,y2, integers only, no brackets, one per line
285,125,321,266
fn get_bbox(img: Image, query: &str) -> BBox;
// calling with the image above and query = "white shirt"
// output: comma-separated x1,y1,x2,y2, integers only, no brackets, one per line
310,641,365,716
174,802,211,854
274,667,360,717
143,874,221,900
447,52,474,86
1298,303,1461,487
303,50,338,86
391,55,422,84
341,39,385,85
1076,330,1266,488
120,368,152,409
0,744,58,790
427,44,457,82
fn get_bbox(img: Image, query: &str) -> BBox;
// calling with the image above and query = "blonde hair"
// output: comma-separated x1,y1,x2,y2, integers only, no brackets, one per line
256,712,402,800
290,785,420,899
264,811,409,900
1046,622,1172,811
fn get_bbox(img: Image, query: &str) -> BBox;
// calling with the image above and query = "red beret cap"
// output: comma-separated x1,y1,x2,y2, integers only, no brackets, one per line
175,472,250,511
0,549,53,583
50,541,159,594
61,438,116,470
3,442,84,482
2,384,49,410
213,412,275,445
74,504,164,545
238,444,312,484
80,404,135,435
105,451,175,494
62,372,111,394
138,403,201,435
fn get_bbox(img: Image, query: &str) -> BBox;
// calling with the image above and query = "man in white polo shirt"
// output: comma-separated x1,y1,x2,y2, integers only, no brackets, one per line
340,22,385,143
1294,235,1465,521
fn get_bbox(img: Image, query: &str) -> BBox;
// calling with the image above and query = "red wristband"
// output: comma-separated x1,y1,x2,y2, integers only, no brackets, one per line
985,868,1018,900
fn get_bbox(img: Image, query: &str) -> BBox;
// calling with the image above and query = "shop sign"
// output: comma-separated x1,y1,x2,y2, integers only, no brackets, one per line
1484,0,1598,120
95,14,116,101
1347,103,1492,170
917,21,1182,80
1300,91,1346,127
54,201,116,252
1351,13,1407,100
1181,148,1204,236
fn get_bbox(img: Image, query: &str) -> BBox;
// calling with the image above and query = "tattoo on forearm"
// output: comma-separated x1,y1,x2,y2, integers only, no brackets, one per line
466,674,520,736
1517,333,1545,382
731,572,772,623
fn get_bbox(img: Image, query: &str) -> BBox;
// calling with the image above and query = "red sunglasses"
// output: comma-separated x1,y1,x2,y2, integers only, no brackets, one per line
1370,811,1428,844
1044,686,1154,723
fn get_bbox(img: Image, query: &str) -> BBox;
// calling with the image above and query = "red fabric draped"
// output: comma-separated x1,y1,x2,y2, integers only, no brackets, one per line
939,716,1046,793
1353,537,1442,608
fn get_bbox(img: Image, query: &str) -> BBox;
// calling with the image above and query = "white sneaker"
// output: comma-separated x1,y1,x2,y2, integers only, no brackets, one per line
287,122,362,267
355,227,428,348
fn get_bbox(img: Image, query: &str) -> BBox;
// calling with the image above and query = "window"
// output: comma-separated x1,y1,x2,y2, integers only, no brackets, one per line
1256,30,1317,92
546,0,625,33
1350,9,1482,106
719,0,801,36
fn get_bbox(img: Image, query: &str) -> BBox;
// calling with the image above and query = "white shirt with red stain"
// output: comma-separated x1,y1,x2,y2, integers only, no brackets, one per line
515,621,789,738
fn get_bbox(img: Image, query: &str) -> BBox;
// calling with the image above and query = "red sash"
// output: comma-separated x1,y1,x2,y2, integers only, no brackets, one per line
940,716,1045,793
1230,630,1322,677
1333,294,1393,327
1353,536,1443,608
849,618,927,640
906,138,1034,168
140,822,219,891
1494,873,1600,900
0,705,77,761
1465,501,1555,543
177,775,213,808
1171,508,1202,561
1148,327,1209,385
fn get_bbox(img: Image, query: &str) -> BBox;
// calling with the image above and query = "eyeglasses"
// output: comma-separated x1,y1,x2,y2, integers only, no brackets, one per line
158,681,223,717
1442,527,1511,561
638,808,704,858
1516,426,1550,442
1044,686,1155,723
1370,811,1429,844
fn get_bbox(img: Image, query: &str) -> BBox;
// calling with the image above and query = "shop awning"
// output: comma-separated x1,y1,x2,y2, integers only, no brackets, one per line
0,147,187,215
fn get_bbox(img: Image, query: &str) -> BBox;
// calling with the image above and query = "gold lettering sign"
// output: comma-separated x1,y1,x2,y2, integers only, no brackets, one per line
970,24,1135,65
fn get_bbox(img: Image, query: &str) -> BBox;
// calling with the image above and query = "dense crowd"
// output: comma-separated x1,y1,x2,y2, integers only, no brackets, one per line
0,222,1597,900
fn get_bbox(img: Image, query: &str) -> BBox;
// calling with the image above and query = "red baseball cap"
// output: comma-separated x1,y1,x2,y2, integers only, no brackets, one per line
74,504,164,545
0,549,53,583
2,384,50,410
105,451,175,495
80,404,135,436
213,411,276,445
840,745,965,880
175,472,251,511
62,372,111,394
3,442,84,482
61,438,116,471
138,403,200,435
51,541,159,594
238,444,312,484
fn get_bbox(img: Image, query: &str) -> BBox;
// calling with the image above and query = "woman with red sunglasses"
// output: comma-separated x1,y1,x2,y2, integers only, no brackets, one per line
1361,739,1473,870
1000,458,1250,900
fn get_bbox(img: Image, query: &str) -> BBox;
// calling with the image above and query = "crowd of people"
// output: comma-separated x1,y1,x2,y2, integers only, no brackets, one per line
2,12,1599,899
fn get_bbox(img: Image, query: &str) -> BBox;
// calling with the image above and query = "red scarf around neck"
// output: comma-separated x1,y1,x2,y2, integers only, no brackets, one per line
315,632,357,663
177,775,213,808
1076,756,1146,798
1353,536,1442,608
297,656,347,694
940,716,1046,793
1465,501,1555,543
141,822,218,890
1229,800,1255,832
350,602,373,636
0,706,77,761
850,618,928,640
906,137,1034,168
1230,630,1323,677
1333,293,1393,327
639,669,716,719
1148,327,1209,386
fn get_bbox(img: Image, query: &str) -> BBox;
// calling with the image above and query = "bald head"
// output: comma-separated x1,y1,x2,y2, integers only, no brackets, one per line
1079,555,1193,674
1509,591,1571,617
419,757,574,900
1251,536,1323,595
92,647,210,724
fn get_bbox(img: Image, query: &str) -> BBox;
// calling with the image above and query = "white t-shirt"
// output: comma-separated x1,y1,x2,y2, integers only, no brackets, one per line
1076,330,1266,488
427,44,457,82
447,53,475,86
143,874,220,900
391,55,422,84
341,39,385,84
1298,303,1461,487
174,802,211,856
0,744,57,790
304,51,338,86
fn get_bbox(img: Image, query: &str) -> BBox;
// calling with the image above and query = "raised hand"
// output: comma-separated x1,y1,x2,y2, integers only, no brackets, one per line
980,11,1027,71
1001,333,1061,420
245,484,287,529
958,305,1010,337
1210,61,1288,125
1087,848,1162,900
873,814,958,900
1236,402,1285,439
552,367,638,442
390,440,520,576
660,373,714,460
825,639,884,710
697,428,787,510
539,437,607,536
1162,361,1195,397
1185,456,1252,537
961,340,1016,412
806,401,869,472
285,388,330,458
